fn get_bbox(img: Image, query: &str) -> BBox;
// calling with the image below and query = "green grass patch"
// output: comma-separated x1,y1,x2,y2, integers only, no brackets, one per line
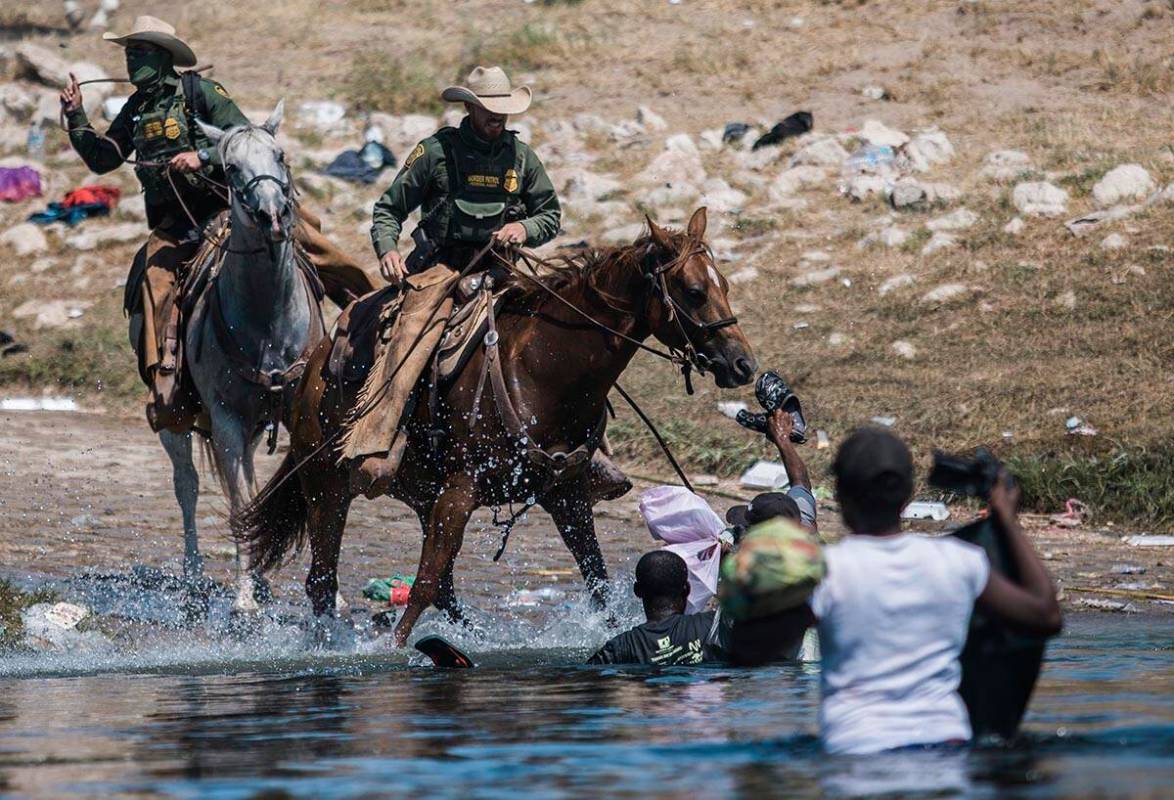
462,23,570,75
731,216,778,237
0,579,56,650
608,416,763,476
339,53,444,115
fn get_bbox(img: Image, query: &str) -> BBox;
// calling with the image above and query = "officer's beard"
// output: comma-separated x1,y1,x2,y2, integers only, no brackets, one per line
126,50,172,91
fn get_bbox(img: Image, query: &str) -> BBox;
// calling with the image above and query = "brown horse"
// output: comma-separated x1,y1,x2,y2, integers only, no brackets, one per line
233,207,757,645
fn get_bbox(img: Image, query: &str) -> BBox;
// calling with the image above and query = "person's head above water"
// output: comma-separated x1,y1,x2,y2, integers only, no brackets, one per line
633,550,690,621
726,491,802,530
833,427,914,535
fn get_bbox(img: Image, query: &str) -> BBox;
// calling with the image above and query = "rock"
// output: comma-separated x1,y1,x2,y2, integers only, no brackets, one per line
512,121,532,143
927,208,978,232
1101,233,1127,250
769,166,826,201
889,178,927,210
645,181,700,208
791,266,841,287
861,85,887,101
559,168,622,202
980,149,1033,181
924,182,961,204
698,178,746,213
1092,164,1156,207
603,222,645,244
297,100,346,131
699,127,725,150
921,283,969,304
878,273,916,295
119,194,147,221
891,340,917,359
1012,181,1068,217
637,138,705,186
790,136,849,167
572,113,611,135
1003,217,1025,235
1065,204,1139,237
64,222,142,250
905,129,955,172
398,114,438,145
0,83,35,122
30,257,58,274
921,232,957,256
636,105,667,131
844,174,887,201
1,222,48,256
442,108,464,129
800,251,831,263
15,43,73,87
1055,289,1077,310
12,298,93,329
728,266,759,284
878,226,909,247
859,119,909,148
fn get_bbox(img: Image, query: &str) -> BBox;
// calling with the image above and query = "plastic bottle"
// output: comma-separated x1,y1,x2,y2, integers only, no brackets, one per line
26,122,46,160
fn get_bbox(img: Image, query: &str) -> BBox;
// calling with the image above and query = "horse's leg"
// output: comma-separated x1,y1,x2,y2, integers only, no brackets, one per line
541,480,610,609
209,406,260,614
394,474,477,646
159,429,201,581
411,504,462,624
305,481,353,618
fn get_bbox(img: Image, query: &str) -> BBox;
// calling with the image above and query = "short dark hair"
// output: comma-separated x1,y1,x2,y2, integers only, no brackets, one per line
634,550,689,602
726,492,801,529
833,427,914,532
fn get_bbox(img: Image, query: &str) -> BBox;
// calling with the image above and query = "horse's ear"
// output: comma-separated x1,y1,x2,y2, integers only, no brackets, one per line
687,207,708,240
262,99,285,136
645,214,673,251
197,119,226,144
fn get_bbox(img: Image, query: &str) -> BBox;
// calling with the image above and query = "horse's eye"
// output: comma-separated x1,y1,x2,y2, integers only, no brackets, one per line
686,286,707,307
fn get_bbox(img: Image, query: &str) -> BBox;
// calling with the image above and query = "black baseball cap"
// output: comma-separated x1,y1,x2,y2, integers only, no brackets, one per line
832,427,914,502
726,492,801,528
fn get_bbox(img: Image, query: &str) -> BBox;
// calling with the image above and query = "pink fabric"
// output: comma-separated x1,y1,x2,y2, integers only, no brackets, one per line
0,167,41,203
639,486,726,613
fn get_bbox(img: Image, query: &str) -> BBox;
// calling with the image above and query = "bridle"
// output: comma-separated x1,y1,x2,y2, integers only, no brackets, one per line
219,127,295,249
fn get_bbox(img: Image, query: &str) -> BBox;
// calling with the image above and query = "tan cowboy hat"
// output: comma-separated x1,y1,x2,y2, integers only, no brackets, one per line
442,66,532,116
102,15,197,68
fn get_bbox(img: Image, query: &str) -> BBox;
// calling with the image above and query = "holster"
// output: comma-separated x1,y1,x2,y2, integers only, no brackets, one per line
404,226,439,274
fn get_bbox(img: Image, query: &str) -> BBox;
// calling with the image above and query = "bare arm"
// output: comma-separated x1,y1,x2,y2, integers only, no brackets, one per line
766,410,811,491
976,472,1063,636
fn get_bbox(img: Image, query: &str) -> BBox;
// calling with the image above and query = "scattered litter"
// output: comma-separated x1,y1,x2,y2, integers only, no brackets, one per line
1110,564,1146,575
870,415,896,427
902,501,950,522
1049,498,1090,528
1,330,28,358
0,166,42,202
861,85,888,101
691,474,719,487
844,144,896,175
1065,416,1098,436
362,574,415,605
640,486,725,612
29,185,121,226
752,111,813,151
792,321,810,331
716,401,749,419
722,122,753,144
1074,598,1138,613
1,396,79,412
1124,535,1174,547
816,430,830,450
323,141,397,184
739,460,791,490
1001,431,1014,442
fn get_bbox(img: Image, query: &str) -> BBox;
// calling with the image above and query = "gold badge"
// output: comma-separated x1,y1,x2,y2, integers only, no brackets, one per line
405,143,425,169
143,120,163,139
213,83,230,98
164,118,181,140
503,168,520,193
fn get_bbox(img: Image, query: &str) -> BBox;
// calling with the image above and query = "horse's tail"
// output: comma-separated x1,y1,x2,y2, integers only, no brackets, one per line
232,451,308,574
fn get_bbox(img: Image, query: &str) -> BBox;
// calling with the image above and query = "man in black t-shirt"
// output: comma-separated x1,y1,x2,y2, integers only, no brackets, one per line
588,550,732,665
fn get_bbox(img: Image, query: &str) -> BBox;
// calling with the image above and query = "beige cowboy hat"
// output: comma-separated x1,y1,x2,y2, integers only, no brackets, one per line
102,15,197,68
442,66,532,116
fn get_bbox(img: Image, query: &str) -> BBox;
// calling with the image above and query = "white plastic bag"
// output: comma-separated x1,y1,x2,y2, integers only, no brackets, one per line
638,486,725,613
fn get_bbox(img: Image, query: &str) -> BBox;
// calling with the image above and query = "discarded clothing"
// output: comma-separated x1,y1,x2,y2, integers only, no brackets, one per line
324,141,397,184
362,574,415,605
0,167,42,202
723,122,753,144
752,111,814,150
64,185,121,210
1,329,28,357
639,486,726,613
28,184,121,226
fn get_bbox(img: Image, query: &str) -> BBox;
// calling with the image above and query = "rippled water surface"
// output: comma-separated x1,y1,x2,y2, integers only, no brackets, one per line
0,613,1171,799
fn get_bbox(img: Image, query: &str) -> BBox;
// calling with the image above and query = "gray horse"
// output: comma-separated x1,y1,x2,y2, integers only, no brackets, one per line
159,100,324,613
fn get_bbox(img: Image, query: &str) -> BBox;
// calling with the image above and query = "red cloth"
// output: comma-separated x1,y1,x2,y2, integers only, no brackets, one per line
62,185,121,210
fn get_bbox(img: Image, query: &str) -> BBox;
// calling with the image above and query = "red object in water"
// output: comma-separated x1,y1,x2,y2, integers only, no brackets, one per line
63,185,121,210
390,582,412,606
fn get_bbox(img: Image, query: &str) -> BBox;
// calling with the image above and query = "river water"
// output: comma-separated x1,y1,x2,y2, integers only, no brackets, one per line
1,603,1170,799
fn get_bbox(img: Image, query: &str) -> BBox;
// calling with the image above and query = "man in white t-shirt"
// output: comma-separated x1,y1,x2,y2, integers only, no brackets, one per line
736,427,1063,754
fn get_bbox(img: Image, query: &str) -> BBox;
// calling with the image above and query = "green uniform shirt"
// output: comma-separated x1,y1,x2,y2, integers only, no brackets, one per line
66,71,249,230
371,117,561,260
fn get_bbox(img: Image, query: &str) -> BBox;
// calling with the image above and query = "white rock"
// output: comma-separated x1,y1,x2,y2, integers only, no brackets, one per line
559,169,622,202
0,83,35,121
12,299,93,329
399,114,438,145
728,266,759,284
800,251,831,263
905,129,954,171
1092,164,1156,207
927,208,978,232
921,283,969,304
891,340,917,359
790,136,849,167
119,193,147,221
698,178,746,213
769,166,826,201
1055,289,1077,310
921,232,957,256
889,178,927,210
609,120,645,140
878,226,909,247
861,85,887,101
1012,181,1068,217
878,273,916,295
981,149,1033,181
791,266,841,287
637,141,705,186
699,127,725,150
64,222,142,250
664,133,700,157
737,146,782,172
1,222,48,256
1004,217,1025,235
645,181,700,208
1101,233,1127,250
442,108,464,129
603,222,646,244
297,100,346,131
572,113,611,134
636,106,668,132
511,121,532,143
844,174,887,201
859,119,909,148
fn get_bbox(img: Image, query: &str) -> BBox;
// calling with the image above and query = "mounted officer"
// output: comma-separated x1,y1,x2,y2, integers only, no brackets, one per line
60,15,372,431
348,66,629,501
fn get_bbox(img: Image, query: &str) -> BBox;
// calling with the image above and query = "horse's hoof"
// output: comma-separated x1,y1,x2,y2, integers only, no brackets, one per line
372,609,398,629
251,575,274,605
308,614,354,650
179,585,211,625
226,606,262,638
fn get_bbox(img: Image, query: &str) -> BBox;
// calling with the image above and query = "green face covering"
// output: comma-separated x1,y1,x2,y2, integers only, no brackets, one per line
126,47,171,88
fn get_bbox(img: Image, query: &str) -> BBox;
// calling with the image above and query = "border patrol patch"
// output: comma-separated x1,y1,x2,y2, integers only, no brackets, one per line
405,143,425,169
164,118,181,140
503,168,520,193
213,83,230,98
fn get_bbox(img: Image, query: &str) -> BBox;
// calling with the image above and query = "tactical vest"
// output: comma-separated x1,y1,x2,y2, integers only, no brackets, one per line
433,127,528,245
131,74,215,199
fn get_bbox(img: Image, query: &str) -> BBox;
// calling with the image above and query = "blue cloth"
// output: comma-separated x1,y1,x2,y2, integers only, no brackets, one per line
27,202,111,226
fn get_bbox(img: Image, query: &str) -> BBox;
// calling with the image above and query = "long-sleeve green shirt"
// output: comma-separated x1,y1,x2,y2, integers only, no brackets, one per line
371,117,561,259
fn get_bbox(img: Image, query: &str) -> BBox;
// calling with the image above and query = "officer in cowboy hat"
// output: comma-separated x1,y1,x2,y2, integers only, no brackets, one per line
60,16,373,431
350,66,571,492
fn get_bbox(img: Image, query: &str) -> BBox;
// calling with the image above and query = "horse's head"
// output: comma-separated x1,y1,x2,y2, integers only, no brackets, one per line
639,208,757,388
198,101,293,243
